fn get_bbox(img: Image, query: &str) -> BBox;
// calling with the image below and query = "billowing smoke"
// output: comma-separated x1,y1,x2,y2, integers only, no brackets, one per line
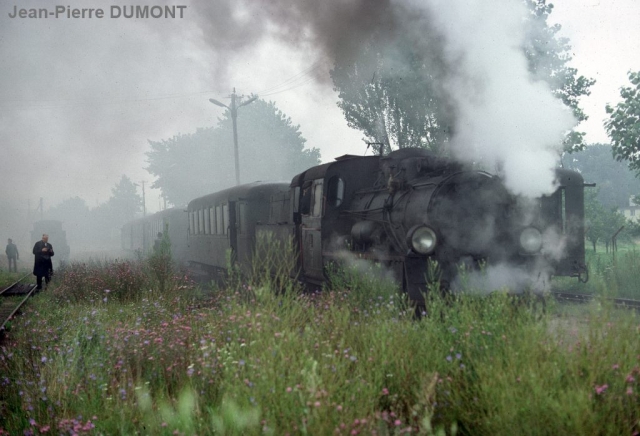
421,0,576,197
189,0,575,198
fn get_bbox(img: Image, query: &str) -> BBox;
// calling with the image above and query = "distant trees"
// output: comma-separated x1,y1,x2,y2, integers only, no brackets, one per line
605,71,640,175
46,175,142,250
147,99,321,207
564,143,640,208
330,0,594,154
584,187,627,252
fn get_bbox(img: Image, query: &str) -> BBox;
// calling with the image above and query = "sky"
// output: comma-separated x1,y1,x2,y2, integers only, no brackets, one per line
0,0,638,219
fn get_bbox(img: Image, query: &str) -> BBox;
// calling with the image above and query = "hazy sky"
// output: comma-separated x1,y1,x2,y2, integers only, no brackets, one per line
0,0,638,214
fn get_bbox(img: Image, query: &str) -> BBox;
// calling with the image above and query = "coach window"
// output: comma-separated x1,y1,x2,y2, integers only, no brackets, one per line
189,212,194,235
216,206,223,234
210,208,215,234
312,179,324,217
204,208,210,234
300,181,312,215
292,186,300,213
327,176,345,207
199,209,204,234
223,204,229,235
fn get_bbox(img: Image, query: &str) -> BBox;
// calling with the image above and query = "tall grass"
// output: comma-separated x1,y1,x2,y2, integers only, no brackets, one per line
554,247,640,298
1,250,639,435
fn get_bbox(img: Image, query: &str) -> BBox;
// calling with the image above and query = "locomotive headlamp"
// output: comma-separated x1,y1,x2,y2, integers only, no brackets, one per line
519,227,543,253
407,225,437,255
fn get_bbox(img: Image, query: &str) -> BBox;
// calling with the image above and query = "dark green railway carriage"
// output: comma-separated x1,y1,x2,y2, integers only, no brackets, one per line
186,182,291,276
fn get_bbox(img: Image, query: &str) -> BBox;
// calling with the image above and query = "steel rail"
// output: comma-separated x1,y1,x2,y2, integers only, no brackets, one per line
0,274,37,335
551,291,640,310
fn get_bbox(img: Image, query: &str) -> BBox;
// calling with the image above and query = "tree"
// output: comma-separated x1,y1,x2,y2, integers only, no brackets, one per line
605,71,640,174
147,99,321,206
564,143,640,208
105,175,143,225
584,187,627,252
331,32,454,154
330,0,594,154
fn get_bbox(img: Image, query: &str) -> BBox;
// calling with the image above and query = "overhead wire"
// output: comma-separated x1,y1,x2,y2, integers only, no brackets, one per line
0,61,325,111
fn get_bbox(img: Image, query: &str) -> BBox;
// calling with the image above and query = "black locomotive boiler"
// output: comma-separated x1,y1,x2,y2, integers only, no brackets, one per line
175,147,587,305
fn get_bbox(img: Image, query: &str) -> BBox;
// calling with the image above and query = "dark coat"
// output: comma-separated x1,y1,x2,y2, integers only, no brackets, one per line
32,240,54,277
5,243,18,258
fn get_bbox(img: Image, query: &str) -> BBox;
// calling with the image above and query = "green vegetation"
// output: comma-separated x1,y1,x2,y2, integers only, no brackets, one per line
1,251,639,435
553,243,640,299
0,270,24,289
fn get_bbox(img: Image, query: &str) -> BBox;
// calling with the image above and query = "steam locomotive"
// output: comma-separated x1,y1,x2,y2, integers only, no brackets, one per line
123,148,587,304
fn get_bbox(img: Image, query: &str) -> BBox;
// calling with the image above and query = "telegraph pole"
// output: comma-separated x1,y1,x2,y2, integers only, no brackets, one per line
141,181,146,217
210,89,257,186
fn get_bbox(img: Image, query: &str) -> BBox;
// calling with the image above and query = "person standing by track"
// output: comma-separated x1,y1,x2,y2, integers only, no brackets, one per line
32,234,54,290
5,238,19,272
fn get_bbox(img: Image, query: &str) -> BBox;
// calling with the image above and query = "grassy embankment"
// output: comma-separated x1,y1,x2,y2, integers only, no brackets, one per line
1,242,639,435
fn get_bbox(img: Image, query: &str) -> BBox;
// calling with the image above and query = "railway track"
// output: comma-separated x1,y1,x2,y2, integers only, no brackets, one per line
0,274,37,337
551,290,640,310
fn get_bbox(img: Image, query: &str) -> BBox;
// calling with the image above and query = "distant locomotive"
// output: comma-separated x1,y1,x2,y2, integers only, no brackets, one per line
124,148,587,305
31,220,71,267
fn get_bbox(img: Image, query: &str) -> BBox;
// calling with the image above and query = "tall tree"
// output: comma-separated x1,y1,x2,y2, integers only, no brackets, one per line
605,71,640,174
331,0,594,154
106,175,143,225
147,99,321,206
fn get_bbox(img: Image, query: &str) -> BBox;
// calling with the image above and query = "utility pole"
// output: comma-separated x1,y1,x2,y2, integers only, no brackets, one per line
141,181,146,217
210,88,257,186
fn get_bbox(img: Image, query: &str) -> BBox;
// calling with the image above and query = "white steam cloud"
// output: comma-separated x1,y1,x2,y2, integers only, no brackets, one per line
420,0,577,197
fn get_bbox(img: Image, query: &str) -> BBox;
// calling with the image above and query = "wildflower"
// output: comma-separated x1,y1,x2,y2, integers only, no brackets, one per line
394,420,402,426
336,405,343,411
612,364,620,370
627,387,634,396
382,388,389,396
446,355,452,362
627,375,636,383
286,387,292,393
456,353,462,360
41,356,47,363
595,384,608,395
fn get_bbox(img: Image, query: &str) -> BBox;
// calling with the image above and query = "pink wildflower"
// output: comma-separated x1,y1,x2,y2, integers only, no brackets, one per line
612,364,620,370
627,387,634,396
595,384,608,395
382,388,389,396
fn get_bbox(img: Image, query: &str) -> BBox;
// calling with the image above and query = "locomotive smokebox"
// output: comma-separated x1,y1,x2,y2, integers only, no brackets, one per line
351,221,378,245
